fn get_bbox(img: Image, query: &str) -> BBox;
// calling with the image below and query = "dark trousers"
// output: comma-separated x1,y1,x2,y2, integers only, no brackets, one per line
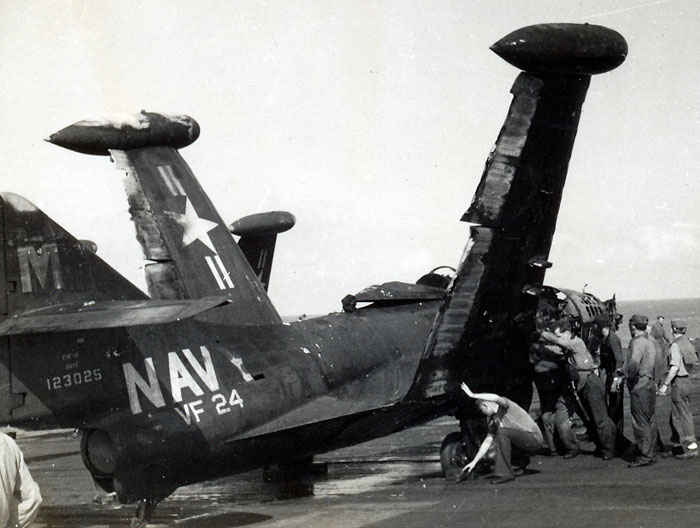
599,364,626,452
534,371,578,454
671,377,696,450
630,377,657,462
578,373,616,457
655,390,672,450
493,427,543,479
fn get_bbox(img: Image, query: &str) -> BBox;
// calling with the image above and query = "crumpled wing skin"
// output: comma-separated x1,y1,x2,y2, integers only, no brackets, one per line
413,73,592,402
0,296,231,335
111,147,281,325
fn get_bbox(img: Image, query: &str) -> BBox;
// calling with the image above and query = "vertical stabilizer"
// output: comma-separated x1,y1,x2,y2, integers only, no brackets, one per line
0,192,146,319
47,112,282,325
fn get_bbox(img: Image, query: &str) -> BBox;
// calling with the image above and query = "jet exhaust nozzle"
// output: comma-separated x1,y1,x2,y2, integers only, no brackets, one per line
491,23,627,75
46,111,200,155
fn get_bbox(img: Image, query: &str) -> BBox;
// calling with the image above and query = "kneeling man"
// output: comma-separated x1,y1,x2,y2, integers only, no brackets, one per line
458,382,544,484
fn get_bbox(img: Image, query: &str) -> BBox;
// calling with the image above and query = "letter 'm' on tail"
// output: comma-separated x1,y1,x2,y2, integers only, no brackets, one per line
47,112,281,325
0,193,146,319
412,24,627,401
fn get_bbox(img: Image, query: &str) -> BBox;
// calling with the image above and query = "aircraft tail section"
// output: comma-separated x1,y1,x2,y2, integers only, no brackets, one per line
413,24,627,401
47,112,282,325
0,192,146,319
230,211,296,291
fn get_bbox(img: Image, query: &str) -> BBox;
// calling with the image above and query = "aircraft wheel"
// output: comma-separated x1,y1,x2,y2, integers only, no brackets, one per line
440,432,468,480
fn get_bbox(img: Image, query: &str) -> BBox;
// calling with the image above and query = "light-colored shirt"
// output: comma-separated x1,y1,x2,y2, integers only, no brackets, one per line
625,335,656,388
540,332,595,371
490,397,543,440
0,433,42,528
669,342,689,378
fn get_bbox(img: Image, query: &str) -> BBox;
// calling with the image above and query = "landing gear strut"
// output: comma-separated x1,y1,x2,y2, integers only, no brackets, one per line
440,432,469,480
130,498,159,528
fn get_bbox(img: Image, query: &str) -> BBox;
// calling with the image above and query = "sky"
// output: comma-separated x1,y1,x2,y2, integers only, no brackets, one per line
0,1,698,315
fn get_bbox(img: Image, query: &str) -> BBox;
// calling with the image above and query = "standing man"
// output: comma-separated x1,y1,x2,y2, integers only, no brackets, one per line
659,320,698,459
625,314,658,467
652,315,671,344
597,316,625,450
458,382,544,484
648,323,672,453
541,318,616,460
0,432,42,528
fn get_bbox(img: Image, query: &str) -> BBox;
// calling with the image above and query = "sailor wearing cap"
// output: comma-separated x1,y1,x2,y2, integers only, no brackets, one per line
659,320,698,459
625,314,658,467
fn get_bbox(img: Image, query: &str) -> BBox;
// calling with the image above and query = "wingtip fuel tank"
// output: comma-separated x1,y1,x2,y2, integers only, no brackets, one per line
491,23,627,75
46,111,200,155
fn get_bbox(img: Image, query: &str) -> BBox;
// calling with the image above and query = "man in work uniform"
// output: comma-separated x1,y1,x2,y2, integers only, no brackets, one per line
624,314,658,467
597,316,625,450
458,382,544,484
652,315,671,344
648,322,672,453
658,319,698,459
529,340,579,457
0,432,42,528
541,318,615,459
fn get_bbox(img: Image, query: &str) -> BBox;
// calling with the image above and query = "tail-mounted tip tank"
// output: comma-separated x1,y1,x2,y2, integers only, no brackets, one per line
46,111,200,155
490,23,628,75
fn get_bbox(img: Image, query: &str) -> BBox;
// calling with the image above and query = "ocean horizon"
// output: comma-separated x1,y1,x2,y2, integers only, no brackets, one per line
616,297,700,344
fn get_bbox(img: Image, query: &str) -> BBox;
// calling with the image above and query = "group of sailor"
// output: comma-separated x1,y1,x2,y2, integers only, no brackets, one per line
459,313,698,483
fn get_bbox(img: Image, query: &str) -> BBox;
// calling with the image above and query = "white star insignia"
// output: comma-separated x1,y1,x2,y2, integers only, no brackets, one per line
165,197,218,253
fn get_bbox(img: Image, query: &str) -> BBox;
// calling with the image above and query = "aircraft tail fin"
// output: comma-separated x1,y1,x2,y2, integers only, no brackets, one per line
413,24,627,401
230,211,296,291
0,193,147,320
46,112,282,325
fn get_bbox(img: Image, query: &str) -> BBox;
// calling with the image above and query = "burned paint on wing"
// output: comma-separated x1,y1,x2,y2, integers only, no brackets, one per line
415,26,625,402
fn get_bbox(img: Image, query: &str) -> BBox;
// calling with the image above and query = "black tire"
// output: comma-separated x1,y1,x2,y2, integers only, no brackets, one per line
440,432,467,480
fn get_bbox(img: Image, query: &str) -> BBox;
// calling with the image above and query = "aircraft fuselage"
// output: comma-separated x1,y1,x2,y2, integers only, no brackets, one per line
7,301,445,499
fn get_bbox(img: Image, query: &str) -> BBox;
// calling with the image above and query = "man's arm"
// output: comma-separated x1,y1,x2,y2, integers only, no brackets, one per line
660,343,681,394
539,343,567,360
460,383,509,409
625,339,643,380
14,443,42,528
610,334,624,369
540,331,575,353
460,433,495,477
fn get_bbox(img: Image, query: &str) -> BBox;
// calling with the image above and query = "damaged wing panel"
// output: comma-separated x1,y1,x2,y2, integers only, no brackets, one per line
415,71,593,399
0,296,231,335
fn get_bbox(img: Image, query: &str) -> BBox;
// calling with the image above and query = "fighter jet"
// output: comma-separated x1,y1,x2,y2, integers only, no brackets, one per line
0,23,626,525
